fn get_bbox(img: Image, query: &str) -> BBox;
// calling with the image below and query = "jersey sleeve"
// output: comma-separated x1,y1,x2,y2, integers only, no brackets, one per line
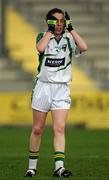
36,32,45,56
73,45,81,58
68,33,81,58
36,32,44,44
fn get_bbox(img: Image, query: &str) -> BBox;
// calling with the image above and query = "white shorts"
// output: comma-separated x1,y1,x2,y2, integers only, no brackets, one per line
32,80,71,112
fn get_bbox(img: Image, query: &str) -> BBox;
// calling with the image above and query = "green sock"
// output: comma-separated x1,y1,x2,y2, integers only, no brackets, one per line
54,151,65,170
28,150,39,170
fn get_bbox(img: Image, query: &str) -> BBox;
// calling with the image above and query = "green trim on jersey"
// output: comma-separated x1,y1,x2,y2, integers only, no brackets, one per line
54,36,62,44
36,32,44,44
36,32,45,73
31,75,38,102
37,53,44,73
44,54,56,57
66,37,73,60
57,60,71,71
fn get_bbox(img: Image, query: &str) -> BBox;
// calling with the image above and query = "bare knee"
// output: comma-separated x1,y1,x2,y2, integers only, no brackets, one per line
54,125,65,135
32,126,43,136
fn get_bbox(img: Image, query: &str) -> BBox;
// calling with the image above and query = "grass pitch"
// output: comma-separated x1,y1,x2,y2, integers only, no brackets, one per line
0,126,109,180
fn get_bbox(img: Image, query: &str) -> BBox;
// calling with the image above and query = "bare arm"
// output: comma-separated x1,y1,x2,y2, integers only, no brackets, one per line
36,31,53,53
70,30,88,52
65,11,88,52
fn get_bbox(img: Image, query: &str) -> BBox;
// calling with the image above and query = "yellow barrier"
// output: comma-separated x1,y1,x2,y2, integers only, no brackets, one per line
0,92,32,125
69,92,109,129
6,6,38,75
0,92,109,128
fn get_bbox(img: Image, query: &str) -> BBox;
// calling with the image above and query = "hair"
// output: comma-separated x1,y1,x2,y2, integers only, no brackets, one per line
46,8,64,20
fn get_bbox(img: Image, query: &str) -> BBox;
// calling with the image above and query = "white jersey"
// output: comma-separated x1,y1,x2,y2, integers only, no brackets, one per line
36,32,80,83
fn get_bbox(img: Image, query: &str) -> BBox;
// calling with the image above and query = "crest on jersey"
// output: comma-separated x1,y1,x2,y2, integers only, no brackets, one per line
62,44,67,52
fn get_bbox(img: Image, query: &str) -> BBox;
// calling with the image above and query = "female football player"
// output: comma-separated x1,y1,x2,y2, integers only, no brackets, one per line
25,8,88,178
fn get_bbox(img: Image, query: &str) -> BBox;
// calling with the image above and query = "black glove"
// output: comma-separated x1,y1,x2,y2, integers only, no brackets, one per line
47,15,57,33
65,11,74,32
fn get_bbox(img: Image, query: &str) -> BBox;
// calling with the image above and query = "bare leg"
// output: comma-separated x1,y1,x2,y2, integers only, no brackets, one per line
29,109,47,152
25,109,47,176
51,109,69,171
51,109,72,177
51,109,69,152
